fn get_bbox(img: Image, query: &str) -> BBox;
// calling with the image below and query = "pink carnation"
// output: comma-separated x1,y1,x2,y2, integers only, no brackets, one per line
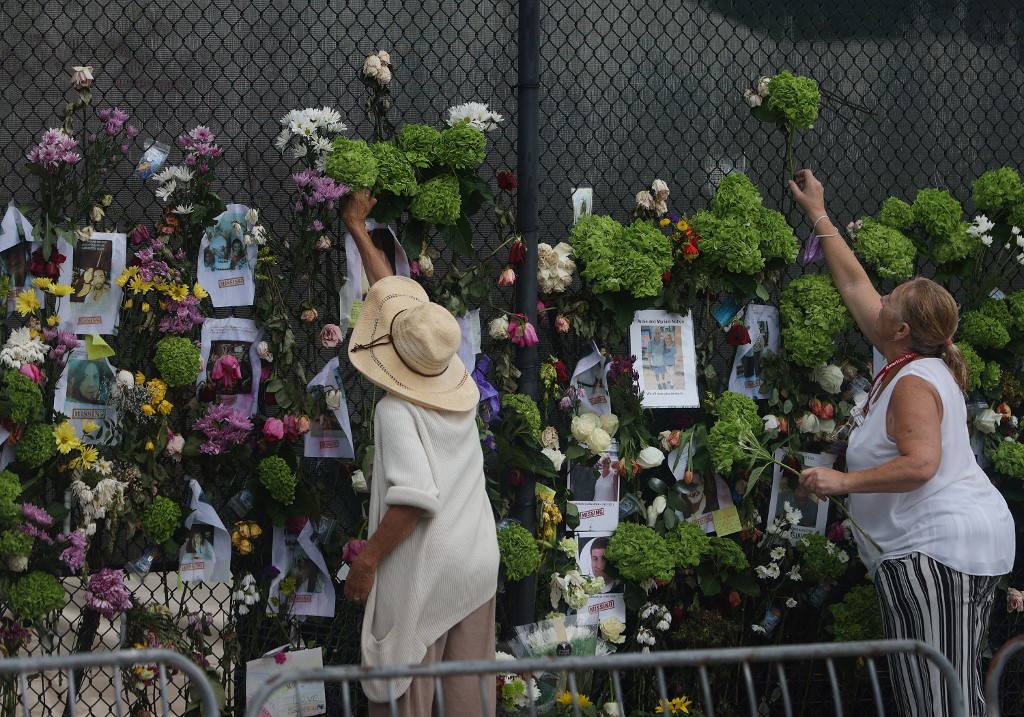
263,417,285,442
342,539,367,563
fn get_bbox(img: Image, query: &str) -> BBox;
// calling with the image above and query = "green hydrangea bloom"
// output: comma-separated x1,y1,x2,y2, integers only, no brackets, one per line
606,523,675,583
767,71,821,130
0,470,22,527
990,440,1024,479
0,529,33,557
932,222,980,264
1,370,43,424
410,174,461,225
395,123,441,168
1006,290,1024,330
711,174,763,217
796,533,848,583
708,392,763,474
664,520,711,569
154,337,201,389
501,393,542,442
981,361,1002,393
972,168,1024,213
258,456,297,505
689,212,765,275
877,197,914,229
15,423,55,468
325,137,378,189
370,141,418,196
497,523,541,581
831,584,883,642
437,123,486,169
142,496,181,544
6,571,64,621
780,274,853,368
753,208,800,264
956,342,984,393
978,297,1013,327
854,218,916,281
912,188,962,238
705,536,750,572
1009,203,1024,229
959,311,1010,350
570,216,673,298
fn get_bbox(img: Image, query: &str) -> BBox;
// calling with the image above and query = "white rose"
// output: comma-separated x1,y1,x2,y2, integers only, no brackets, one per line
418,254,435,277
362,55,382,76
600,616,627,644
570,413,599,443
488,316,510,340
376,66,393,84
350,469,368,493
376,50,391,66
540,426,559,450
818,419,836,434
245,207,259,226
324,388,343,411
600,413,619,437
756,75,772,97
652,495,667,515
800,413,821,434
975,408,1000,434
635,190,654,210
812,364,845,394
587,427,612,453
6,555,28,572
743,89,762,108
651,179,669,202
653,199,668,217
542,447,565,472
763,415,780,433
116,370,135,388
256,340,274,363
603,702,622,716
635,446,664,469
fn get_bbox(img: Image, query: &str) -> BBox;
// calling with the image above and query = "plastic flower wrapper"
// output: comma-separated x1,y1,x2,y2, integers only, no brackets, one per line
853,217,917,282
779,274,853,368
325,137,378,189
495,649,542,715
509,615,606,711
973,167,1024,215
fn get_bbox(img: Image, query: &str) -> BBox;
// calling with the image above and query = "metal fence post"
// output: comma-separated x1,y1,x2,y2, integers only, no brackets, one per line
511,0,542,627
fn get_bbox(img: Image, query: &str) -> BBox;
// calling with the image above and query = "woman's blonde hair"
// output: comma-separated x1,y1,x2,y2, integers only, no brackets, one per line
892,277,969,392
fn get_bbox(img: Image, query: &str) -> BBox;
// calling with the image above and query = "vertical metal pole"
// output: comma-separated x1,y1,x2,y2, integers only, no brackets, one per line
512,0,542,627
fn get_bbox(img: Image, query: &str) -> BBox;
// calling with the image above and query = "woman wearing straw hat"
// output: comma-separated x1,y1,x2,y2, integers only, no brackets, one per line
341,190,500,717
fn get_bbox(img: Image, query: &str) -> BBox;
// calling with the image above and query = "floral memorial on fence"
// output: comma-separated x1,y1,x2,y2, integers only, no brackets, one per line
0,57,1022,717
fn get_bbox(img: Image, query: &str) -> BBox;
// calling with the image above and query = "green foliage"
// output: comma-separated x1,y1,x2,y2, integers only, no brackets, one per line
912,188,962,238
570,215,673,298
154,337,202,388
932,222,980,264
854,218,916,281
0,370,43,424
707,391,762,474
766,71,821,130
0,470,22,527
981,362,1002,393
989,440,1024,479
956,342,985,393
795,533,849,583
606,522,676,583
370,141,417,196
959,310,1010,350
972,167,1024,214
0,528,34,557
1009,203,1024,229
711,173,762,216
395,123,441,168
6,571,64,622
780,274,853,368
877,197,914,229
1007,289,1024,330
500,393,542,443
436,123,487,169
410,174,461,225
324,137,378,189
830,584,883,642
753,208,800,264
258,456,297,505
142,495,181,544
15,423,56,468
664,520,712,568
705,536,750,572
496,523,541,581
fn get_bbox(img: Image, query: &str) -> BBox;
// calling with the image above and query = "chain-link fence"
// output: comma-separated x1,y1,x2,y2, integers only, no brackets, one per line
2,0,1023,714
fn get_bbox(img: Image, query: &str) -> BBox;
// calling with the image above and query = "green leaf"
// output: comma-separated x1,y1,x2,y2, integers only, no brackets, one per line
440,218,474,257
782,399,793,414
399,219,426,260
370,192,409,224
750,104,786,125
755,283,770,302
663,510,678,530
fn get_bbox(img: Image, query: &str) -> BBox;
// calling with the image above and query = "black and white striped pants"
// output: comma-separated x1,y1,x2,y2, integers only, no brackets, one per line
875,552,1001,717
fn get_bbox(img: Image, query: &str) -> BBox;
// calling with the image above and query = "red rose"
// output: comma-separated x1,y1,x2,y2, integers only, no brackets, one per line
550,359,568,384
508,238,526,265
726,324,751,346
506,469,524,487
29,248,66,280
661,271,671,286
497,170,517,190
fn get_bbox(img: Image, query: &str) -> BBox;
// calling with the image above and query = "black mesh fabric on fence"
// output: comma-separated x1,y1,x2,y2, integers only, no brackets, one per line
2,0,1023,714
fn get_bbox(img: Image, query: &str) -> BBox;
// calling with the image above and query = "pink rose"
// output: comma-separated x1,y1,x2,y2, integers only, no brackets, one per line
498,267,516,286
164,432,185,461
296,415,311,435
263,418,285,442
508,315,539,347
320,324,343,348
285,515,308,534
342,539,367,563
19,364,44,384
555,316,571,334
260,365,273,384
300,308,318,323
210,355,242,390
1008,588,1024,613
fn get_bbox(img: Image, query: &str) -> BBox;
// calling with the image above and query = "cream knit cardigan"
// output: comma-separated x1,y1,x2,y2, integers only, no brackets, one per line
360,394,499,702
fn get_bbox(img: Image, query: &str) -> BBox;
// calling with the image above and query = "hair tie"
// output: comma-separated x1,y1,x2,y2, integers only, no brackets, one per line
943,339,953,348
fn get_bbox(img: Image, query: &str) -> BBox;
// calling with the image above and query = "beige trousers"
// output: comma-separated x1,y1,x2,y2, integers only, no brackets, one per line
368,596,497,717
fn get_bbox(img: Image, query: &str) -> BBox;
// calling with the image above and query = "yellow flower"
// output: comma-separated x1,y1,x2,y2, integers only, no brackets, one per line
193,283,209,300
14,290,41,316
141,302,150,313
72,445,99,469
54,422,81,454
128,275,154,295
676,220,689,231
237,539,253,555
28,329,41,340
135,372,145,385
249,522,262,539
47,315,61,327
31,278,53,290
659,218,672,227
166,284,189,302
141,404,156,417
158,400,173,415
123,299,134,309
654,696,692,714
144,440,155,451
81,419,99,434
47,284,74,297
556,692,593,708
146,379,167,404
116,267,139,288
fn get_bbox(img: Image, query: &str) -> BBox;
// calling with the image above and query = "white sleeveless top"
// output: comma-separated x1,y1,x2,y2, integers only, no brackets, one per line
846,358,1014,577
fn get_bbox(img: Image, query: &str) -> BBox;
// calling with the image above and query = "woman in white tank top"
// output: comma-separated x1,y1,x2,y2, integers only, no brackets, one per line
789,170,1014,717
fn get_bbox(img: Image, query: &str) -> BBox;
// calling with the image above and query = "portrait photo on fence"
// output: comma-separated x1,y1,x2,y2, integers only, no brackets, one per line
767,449,834,542
630,309,699,408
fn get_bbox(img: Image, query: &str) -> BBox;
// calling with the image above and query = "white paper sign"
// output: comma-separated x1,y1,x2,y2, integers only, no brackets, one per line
197,204,258,308
179,480,231,584
630,310,700,408
53,347,117,438
666,445,736,534
577,532,620,593
198,318,263,416
303,358,355,459
0,203,39,315
58,232,125,335
570,340,611,416
568,446,620,533
246,647,327,717
766,449,833,543
455,308,481,374
269,522,336,618
343,220,410,326
575,592,626,626
728,304,780,399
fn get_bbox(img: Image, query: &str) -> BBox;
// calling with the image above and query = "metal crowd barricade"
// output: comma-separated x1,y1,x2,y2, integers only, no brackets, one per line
0,648,220,717
244,639,964,717
986,635,1024,717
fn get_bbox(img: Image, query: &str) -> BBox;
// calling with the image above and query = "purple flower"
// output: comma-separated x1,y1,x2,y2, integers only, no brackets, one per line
190,126,215,143
126,125,140,139
19,522,54,545
21,503,53,527
86,568,133,618
58,530,87,572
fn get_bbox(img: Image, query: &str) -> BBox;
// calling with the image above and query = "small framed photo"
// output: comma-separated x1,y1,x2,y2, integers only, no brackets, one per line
572,187,593,225
766,449,833,543
630,310,700,408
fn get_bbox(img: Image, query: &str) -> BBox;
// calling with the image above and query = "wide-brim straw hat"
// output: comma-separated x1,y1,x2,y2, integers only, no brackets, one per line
348,276,479,412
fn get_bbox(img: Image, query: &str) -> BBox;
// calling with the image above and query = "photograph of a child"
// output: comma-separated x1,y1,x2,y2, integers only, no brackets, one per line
629,310,699,408
640,324,683,391
203,220,249,271
579,534,619,593
0,243,31,296
65,359,113,405
181,527,216,569
206,341,253,396
70,240,113,303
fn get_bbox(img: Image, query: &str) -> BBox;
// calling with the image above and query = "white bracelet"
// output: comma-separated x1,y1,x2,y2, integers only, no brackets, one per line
812,215,830,231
